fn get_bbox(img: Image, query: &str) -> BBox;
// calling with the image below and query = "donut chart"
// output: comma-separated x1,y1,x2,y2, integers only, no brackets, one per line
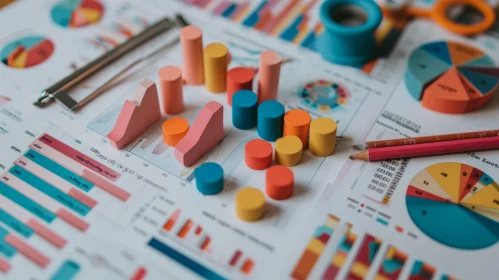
406,162,499,250
0,36,55,69
51,0,104,28
405,41,499,114
298,80,351,112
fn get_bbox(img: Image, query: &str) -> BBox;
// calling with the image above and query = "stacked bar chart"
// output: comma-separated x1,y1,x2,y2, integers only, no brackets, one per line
408,260,435,280
0,133,130,272
321,223,357,280
290,214,340,280
375,245,408,280
346,233,383,279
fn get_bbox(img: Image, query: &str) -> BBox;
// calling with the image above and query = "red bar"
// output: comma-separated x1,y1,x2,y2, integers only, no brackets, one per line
5,234,50,268
82,170,130,201
39,134,120,181
0,258,11,273
27,219,67,249
164,209,181,232
241,258,254,275
194,226,203,235
130,266,147,280
229,250,242,266
56,209,90,232
68,188,98,208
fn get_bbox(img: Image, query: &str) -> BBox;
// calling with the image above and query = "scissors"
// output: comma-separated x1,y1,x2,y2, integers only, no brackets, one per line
379,0,496,36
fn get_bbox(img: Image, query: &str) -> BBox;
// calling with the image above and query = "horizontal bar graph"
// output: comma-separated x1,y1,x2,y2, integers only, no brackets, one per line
0,225,50,268
0,195,67,248
9,165,91,216
148,238,227,280
23,149,94,192
15,156,97,208
39,134,120,181
0,174,89,232
30,139,130,201
0,132,133,272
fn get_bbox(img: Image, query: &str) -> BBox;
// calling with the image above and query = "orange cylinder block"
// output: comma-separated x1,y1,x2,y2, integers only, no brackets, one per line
265,165,294,200
283,109,311,147
158,66,184,115
227,67,255,105
180,26,204,85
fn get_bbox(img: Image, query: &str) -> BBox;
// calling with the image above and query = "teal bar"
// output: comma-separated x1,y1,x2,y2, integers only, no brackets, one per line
0,181,56,223
0,239,17,259
0,208,33,237
9,166,90,216
0,226,16,258
50,260,80,280
0,226,8,239
24,149,94,192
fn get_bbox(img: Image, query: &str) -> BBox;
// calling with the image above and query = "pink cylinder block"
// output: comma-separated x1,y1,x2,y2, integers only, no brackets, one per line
257,50,282,104
158,66,185,115
180,26,204,85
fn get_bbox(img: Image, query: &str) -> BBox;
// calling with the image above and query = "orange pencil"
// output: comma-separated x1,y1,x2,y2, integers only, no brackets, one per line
355,130,499,150
350,136,499,162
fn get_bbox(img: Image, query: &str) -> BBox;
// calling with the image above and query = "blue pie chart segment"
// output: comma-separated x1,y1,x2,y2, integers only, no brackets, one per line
406,196,498,250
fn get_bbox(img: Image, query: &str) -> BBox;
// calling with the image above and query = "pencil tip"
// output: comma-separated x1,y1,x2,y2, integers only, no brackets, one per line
349,156,354,160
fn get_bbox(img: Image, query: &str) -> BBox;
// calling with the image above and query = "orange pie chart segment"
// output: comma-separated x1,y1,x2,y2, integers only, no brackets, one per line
422,68,470,114
447,41,484,66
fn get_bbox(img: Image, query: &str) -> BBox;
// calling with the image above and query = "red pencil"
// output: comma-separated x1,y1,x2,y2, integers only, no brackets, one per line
350,136,499,161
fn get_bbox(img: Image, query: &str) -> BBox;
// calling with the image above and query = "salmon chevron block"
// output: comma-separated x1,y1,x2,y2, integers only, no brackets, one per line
174,101,224,167
107,79,161,149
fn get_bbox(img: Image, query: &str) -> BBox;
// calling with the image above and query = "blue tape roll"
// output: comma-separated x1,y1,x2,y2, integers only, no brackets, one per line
317,0,382,66
194,162,224,195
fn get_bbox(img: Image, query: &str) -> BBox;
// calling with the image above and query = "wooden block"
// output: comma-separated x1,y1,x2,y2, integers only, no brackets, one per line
235,187,265,222
283,109,311,147
162,117,189,146
174,101,224,167
257,100,285,141
204,43,229,93
265,165,294,200
227,67,255,105
245,139,272,170
195,162,224,195
275,136,302,166
180,25,204,85
309,117,337,156
232,90,258,130
158,65,184,115
258,50,282,103
107,79,161,149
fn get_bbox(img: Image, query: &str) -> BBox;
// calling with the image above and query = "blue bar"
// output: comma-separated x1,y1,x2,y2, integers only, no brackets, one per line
24,149,94,192
376,217,388,226
9,166,90,216
279,15,304,42
148,238,227,280
0,208,34,237
0,181,56,223
221,3,237,18
242,1,267,27
51,260,81,280
0,226,17,258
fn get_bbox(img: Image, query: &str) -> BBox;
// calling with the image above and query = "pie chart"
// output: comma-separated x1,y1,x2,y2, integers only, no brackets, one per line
406,162,499,250
0,36,55,69
51,0,105,28
405,41,499,114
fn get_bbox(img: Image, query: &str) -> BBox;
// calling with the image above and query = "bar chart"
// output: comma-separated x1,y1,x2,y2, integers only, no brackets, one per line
321,223,358,280
0,133,130,272
156,208,256,276
290,214,340,280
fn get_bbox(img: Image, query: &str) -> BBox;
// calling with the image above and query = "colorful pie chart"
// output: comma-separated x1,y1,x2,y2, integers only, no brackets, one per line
298,80,351,112
51,0,105,28
405,41,499,114
406,162,499,250
0,36,55,69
